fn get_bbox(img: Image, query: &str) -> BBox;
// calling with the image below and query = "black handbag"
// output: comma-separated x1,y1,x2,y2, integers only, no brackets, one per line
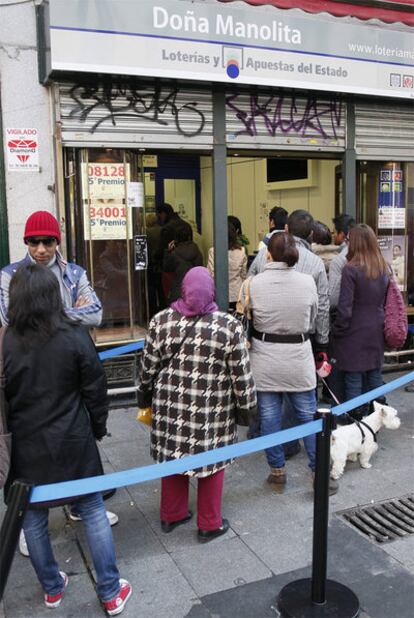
0,327,12,489
233,277,253,344
234,406,256,427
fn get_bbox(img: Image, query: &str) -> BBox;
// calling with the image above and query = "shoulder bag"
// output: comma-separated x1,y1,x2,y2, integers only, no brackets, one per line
233,277,253,345
0,327,12,489
384,275,408,349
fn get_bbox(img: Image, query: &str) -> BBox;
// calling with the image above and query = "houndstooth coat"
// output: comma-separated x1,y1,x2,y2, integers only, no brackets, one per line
138,308,256,477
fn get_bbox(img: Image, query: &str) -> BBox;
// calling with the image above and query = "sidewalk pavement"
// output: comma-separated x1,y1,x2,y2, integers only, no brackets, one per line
1,374,413,618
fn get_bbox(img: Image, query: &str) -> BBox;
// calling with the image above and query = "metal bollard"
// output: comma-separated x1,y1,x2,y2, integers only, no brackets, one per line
277,407,360,617
0,480,33,601
311,406,334,604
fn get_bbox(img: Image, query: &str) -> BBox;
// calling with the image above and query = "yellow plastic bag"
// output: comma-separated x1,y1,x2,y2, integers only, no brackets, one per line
136,407,152,426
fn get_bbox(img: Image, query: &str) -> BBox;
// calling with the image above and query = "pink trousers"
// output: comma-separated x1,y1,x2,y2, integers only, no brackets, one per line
160,470,225,531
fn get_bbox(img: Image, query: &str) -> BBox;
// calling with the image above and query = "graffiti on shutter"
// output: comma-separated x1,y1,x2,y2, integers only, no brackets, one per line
57,81,346,151
226,92,345,150
57,81,213,147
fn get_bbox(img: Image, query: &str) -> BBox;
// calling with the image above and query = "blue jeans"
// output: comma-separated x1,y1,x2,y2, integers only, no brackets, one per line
257,390,317,471
23,492,120,601
282,395,301,456
343,369,384,416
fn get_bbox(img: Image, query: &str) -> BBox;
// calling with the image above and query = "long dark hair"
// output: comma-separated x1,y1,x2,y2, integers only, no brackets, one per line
228,215,242,235
8,263,71,345
347,224,388,279
228,222,241,250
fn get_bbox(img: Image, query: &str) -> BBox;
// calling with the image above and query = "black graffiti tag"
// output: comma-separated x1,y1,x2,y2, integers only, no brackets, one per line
226,94,343,140
68,82,206,137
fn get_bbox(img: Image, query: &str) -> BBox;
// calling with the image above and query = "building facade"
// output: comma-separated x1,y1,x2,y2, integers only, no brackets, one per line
1,0,413,355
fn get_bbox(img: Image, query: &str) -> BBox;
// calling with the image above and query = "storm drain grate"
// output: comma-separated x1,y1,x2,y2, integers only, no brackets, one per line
340,494,414,543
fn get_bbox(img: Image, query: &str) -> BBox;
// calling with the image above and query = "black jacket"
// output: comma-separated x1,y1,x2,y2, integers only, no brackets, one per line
4,324,108,502
163,242,204,302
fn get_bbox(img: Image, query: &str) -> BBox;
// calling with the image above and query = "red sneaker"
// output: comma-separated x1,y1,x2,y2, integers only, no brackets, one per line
44,571,68,608
102,579,132,616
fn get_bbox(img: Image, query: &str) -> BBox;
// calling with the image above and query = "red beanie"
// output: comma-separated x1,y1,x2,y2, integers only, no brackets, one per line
24,211,61,244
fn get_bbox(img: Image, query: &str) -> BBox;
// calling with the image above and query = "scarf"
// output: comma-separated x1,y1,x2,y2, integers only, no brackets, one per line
171,267,218,317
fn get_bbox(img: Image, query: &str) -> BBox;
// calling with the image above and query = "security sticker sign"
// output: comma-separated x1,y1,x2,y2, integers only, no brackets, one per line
5,128,39,172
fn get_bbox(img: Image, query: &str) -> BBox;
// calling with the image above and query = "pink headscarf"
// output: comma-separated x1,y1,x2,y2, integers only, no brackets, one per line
171,267,218,317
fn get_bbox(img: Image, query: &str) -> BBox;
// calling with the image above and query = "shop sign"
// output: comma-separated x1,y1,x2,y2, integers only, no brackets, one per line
46,0,414,99
143,155,158,167
378,168,405,229
378,235,406,291
81,163,133,240
5,128,39,172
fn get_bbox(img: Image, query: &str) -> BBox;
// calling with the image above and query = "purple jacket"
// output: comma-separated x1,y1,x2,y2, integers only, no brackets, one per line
332,265,388,372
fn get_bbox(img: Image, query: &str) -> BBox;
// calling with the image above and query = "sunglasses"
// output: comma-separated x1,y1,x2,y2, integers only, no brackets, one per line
26,237,57,247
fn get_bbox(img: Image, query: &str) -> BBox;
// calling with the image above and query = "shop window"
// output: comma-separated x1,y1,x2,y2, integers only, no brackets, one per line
64,148,148,345
357,161,413,298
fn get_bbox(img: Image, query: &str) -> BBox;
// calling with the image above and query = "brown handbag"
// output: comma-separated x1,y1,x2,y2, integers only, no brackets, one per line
0,326,12,489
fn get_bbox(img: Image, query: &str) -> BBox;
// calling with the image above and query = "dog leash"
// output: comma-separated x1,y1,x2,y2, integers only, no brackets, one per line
321,378,377,443
321,377,341,406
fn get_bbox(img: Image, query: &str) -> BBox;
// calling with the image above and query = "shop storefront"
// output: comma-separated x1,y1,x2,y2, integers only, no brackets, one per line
37,0,414,364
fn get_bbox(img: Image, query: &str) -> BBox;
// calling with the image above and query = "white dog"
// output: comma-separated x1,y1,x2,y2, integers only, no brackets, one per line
330,401,401,480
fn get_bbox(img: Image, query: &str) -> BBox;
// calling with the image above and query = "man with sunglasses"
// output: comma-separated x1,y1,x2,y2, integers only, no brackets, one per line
0,211,119,553
0,211,102,327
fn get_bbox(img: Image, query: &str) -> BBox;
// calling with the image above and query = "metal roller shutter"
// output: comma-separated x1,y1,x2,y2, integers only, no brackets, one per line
56,82,349,154
56,82,214,148
355,102,414,161
225,91,346,152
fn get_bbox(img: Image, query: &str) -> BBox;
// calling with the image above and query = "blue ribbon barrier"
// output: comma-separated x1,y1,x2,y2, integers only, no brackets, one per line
331,370,414,416
98,340,144,361
29,369,414,504
30,420,322,503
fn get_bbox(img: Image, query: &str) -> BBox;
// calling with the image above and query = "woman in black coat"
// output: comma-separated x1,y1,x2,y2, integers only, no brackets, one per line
162,221,203,302
3,264,131,615
331,224,389,419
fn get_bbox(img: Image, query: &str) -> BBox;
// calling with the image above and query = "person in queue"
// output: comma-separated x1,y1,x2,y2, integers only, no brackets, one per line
2,264,131,615
331,224,389,420
156,202,187,254
146,212,166,316
329,213,356,310
311,220,338,273
258,206,289,251
247,210,330,458
0,210,102,327
154,202,188,300
325,214,356,412
0,210,118,556
248,233,338,493
249,210,329,351
227,215,250,255
138,267,256,542
163,221,203,303
208,221,247,311
250,206,288,266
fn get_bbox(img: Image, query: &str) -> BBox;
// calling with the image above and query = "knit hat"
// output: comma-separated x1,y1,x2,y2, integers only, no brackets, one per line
24,211,61,244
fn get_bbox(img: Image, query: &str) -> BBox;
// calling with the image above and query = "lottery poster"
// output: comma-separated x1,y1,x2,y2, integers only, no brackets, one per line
81,163,133,240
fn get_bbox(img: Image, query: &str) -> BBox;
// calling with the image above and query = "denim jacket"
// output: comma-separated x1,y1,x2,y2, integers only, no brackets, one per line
0,251,102,327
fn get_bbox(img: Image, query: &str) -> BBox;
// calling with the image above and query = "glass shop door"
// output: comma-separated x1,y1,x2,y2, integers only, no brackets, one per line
63,148,149,346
